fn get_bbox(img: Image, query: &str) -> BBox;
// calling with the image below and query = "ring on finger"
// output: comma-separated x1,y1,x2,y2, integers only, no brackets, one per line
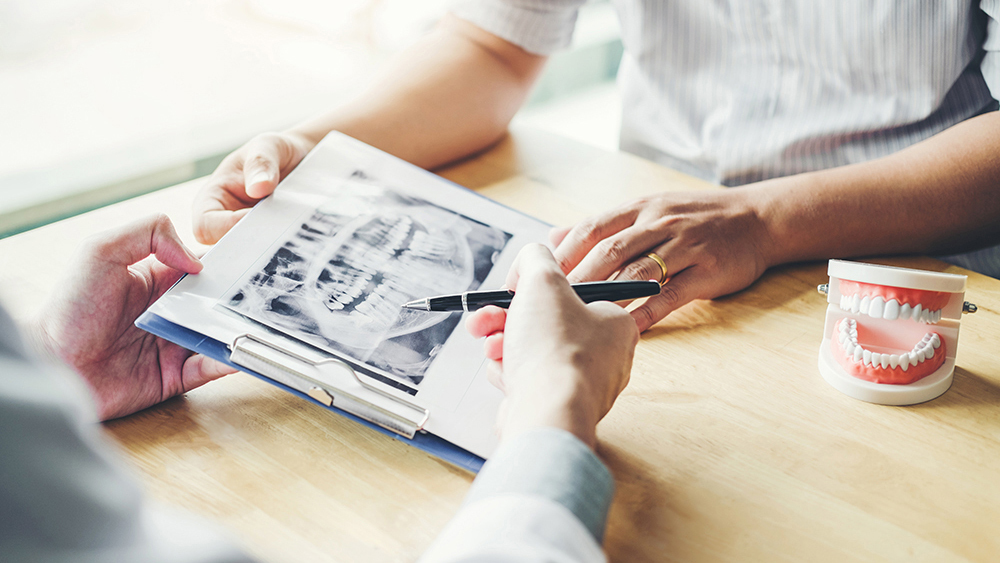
645,252,670,286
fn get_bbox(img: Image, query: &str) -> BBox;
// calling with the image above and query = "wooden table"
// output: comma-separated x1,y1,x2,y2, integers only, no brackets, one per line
2,128,998,563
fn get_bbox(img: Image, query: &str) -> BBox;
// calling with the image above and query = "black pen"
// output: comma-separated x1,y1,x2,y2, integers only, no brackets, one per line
402,280,661,312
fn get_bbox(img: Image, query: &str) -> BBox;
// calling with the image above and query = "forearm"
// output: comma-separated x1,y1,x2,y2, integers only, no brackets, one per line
754,111,1000,266
288,15,545,170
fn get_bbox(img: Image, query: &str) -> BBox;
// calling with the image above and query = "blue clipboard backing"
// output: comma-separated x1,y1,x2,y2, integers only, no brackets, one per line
136,312,485,473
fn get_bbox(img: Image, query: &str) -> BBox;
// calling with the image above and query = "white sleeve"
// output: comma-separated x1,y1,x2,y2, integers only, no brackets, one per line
420,428,613,563
983,0,1000,101
0,307,254,563
449,0,588,55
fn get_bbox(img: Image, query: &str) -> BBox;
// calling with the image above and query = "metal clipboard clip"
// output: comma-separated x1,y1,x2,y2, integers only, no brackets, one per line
229,334,430,439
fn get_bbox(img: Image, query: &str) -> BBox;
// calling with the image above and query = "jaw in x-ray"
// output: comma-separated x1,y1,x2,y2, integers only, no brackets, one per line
223,183,511,386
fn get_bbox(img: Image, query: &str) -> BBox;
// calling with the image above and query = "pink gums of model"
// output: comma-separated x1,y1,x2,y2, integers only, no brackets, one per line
831,317,945,384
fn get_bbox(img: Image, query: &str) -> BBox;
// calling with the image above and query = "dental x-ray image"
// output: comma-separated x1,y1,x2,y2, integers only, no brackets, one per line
222,182,511,387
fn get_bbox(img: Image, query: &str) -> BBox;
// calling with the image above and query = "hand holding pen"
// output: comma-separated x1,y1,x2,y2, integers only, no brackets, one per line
460,244,641,448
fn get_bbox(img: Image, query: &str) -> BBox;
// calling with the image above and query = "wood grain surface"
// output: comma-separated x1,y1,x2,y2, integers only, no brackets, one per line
1,128,998,562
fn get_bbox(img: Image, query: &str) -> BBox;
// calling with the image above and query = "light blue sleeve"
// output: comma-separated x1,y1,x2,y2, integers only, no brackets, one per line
449,0,588,55
0,307,254,563
462,427,615,541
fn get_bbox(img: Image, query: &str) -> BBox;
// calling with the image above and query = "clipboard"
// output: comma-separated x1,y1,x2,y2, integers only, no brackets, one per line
136,311,487,472
135,132,552,473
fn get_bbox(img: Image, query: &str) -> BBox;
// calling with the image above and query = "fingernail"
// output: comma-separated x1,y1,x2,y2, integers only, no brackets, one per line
183,245,203,267
248,171,271,187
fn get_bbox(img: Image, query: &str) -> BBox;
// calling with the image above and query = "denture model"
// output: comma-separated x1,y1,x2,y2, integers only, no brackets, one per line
817,260,970,405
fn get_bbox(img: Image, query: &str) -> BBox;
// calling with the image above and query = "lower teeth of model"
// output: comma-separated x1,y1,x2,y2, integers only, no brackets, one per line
838,318,941,370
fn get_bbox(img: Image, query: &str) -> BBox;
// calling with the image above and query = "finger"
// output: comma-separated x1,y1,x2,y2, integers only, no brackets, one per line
192,156,261,244
568,225,672,283
549,226,571,248
193,200,253,245
465,305,507,338
88,214,202,274
181,354,238,392
552,208,639,275
483,332,504,361
630,267,700,331
613,249,671,285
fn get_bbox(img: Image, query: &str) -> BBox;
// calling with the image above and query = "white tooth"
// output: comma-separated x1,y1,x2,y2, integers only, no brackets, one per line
912,303,922,322
839,330,848,344
860,295,871,315
863,349,872,366
889,354,900,369
841,295,849,309
853,346,864,362
924,345,934,359
900,359,909,371
931,334,941,349
879,354,890,369
933,310,941,323
869,296,885,318
871,352,881,367
915,348,927,362
899,302,911,320
846,342,856,356
883,299,900,320
909,352,920,366
851,294,862,313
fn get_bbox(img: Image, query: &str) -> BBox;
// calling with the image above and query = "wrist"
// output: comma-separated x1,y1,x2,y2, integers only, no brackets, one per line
501,371,601,449
743,174,820,268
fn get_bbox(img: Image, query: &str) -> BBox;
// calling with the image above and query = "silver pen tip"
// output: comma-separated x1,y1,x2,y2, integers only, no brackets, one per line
402,298,428,310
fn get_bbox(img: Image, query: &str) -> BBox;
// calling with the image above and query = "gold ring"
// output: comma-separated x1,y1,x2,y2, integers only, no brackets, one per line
646,252,669,286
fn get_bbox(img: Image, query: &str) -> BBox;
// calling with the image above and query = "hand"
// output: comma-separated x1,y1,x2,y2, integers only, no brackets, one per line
551,189,774,331
30,214,236,420
465,244,639,448
192,131,316,244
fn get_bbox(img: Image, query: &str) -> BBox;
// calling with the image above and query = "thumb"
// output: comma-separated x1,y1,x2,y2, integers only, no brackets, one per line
242,137,284,199
505,243,571,294
87,214,202,274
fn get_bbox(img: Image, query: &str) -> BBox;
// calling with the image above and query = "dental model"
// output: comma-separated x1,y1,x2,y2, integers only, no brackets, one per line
818,260,971,405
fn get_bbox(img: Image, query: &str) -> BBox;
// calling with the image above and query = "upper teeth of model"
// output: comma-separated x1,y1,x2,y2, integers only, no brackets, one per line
837,318,941,370
838,294,942,323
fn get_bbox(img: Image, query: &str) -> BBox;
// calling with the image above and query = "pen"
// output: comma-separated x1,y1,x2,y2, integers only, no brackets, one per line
402,280,661,312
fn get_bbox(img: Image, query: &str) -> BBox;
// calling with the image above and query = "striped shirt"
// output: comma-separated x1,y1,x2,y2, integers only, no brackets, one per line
451,0,1000,277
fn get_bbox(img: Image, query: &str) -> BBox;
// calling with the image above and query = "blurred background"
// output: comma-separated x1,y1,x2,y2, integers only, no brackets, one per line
0,0,622,237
